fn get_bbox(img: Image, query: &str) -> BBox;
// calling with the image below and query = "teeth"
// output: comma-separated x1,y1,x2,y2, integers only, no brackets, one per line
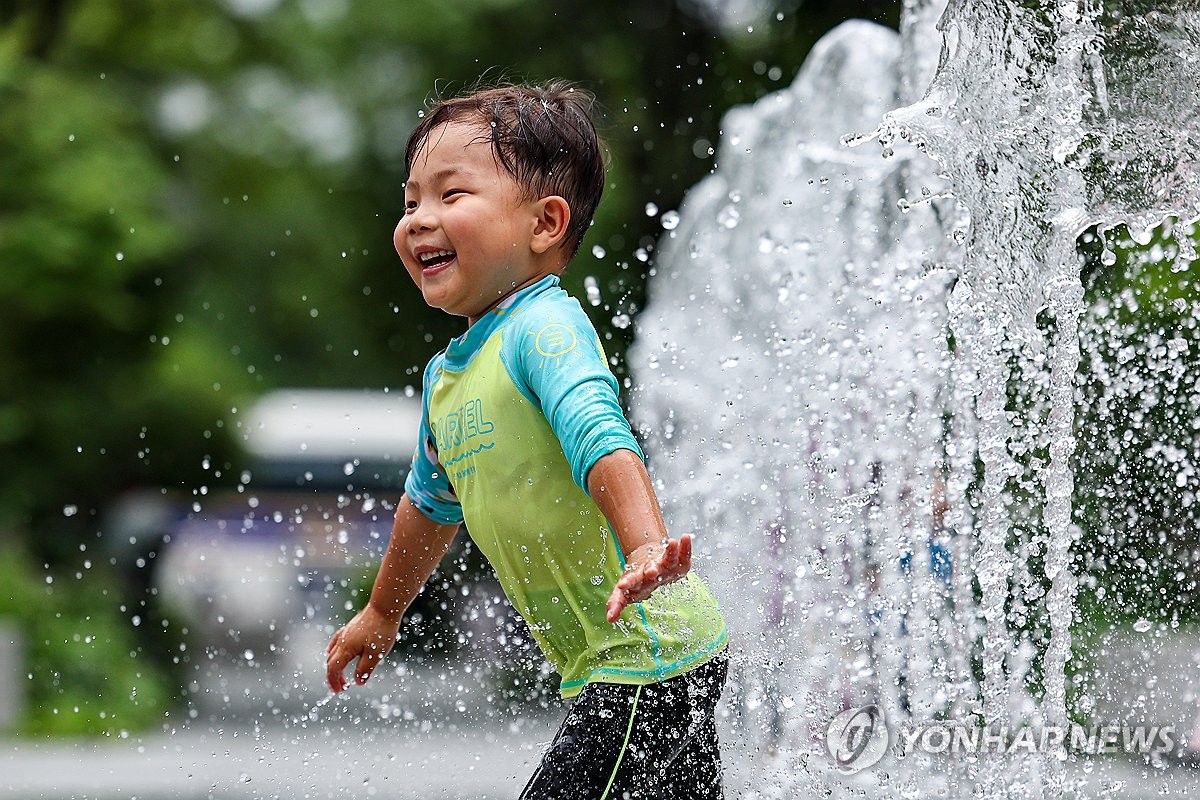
418,249,454,265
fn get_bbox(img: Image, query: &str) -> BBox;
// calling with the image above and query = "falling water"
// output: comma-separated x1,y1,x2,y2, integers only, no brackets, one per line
875,0,1200,794
630,1,1200,798
631,13,959,798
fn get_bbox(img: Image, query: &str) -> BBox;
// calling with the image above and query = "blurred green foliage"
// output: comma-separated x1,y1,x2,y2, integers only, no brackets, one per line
0,545,174,734
1076,219,1200,626
0,0,899,543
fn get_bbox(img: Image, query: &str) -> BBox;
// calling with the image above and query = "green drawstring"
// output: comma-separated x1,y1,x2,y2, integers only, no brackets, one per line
599,686,643,800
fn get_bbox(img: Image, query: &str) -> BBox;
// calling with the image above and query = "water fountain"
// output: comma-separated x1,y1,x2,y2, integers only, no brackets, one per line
629,1,1200,797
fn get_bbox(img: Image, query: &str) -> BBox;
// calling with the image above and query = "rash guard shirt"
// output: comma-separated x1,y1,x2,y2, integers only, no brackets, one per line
404,275,727,698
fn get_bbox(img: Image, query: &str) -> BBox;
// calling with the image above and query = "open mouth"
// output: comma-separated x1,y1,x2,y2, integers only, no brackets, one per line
418,249,456,269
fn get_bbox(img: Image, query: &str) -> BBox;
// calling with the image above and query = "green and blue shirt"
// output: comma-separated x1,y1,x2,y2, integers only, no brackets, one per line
405,275,727,698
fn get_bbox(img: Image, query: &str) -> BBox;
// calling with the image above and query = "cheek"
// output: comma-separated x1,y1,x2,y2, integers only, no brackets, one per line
393,221,422,283
392,219,407,256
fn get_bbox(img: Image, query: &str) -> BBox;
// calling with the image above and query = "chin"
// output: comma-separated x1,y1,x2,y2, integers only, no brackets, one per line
428,297,470,319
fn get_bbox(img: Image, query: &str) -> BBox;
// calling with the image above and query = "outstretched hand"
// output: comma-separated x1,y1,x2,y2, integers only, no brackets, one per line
325,605,401,693
606,533,693,623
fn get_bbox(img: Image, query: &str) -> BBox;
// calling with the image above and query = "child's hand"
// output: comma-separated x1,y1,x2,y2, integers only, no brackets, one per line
325,604,401,693
605,534,692,623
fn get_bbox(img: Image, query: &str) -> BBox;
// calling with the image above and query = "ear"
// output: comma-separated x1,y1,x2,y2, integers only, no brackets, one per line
530,196,572,255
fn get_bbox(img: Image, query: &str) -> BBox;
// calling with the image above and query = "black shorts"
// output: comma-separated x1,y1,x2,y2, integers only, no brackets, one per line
520,652,729,800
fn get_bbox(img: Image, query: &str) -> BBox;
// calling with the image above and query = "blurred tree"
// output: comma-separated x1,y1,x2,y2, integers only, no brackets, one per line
0,4,219,559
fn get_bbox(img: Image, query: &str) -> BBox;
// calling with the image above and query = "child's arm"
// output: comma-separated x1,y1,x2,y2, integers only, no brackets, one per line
587,448,693,624
325,494,459,692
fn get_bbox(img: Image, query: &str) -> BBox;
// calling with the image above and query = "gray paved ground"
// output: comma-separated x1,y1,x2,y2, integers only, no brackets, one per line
5,723,1200,799
1,718,558,800
5,627,1200,800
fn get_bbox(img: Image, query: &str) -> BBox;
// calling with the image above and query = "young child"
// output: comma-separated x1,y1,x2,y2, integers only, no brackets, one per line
325,81,729,799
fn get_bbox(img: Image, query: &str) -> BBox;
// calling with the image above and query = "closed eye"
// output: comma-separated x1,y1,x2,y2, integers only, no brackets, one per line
443,188,467,200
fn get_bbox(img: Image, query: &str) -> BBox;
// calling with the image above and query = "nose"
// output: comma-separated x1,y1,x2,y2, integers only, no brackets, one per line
394,206,434,258
405,203,436,235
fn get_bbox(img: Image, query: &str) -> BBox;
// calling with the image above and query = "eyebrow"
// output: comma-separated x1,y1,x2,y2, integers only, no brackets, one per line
405,167,466,191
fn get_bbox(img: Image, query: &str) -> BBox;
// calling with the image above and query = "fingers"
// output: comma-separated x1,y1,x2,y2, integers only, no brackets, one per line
606,587,626,623
326,628,347,692
677,534,692,573
660,535,692,581
354,647,384,685
615,565,652,597
326,644,352,693
607,570,657,623
607,535,698,625
661,538,681,573
640,558,662,586
327,624,392,691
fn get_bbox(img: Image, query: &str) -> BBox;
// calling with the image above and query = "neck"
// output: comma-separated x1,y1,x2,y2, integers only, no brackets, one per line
467,270,559,326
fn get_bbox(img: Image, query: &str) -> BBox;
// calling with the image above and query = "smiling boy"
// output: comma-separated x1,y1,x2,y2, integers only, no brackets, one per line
325,82,729,799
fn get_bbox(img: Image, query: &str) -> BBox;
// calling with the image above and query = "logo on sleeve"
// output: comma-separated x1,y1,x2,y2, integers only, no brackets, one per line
529,323,578,367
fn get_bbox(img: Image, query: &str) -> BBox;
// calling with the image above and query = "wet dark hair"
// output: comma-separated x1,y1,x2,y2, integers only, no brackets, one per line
404,80,606,259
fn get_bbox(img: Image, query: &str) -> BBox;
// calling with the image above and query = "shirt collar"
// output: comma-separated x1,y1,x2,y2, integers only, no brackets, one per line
442,274,561,371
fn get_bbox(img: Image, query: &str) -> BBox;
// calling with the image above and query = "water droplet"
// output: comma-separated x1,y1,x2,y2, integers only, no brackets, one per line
839,131,871,148
591,244,606,259
584,276,602,306
661,211,681,230
644,202,659,217
1132,618,1152,633
62,505,78,517
717,205,740,229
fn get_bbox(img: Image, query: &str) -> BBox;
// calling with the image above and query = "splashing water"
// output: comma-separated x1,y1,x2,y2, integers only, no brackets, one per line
873,1,1200,794
297,690,337,724
631,1,1200,798
633,16,958,798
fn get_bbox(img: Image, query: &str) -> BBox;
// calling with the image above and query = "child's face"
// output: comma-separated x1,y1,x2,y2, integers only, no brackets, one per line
395,121,544,323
